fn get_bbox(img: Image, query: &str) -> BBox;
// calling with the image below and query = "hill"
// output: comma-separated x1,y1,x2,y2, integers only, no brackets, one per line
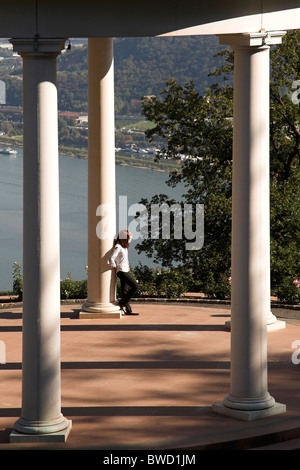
112,36,226,114
0,36,226,114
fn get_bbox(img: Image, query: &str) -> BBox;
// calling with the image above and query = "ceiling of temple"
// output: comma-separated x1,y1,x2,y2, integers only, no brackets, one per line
1,0,299,37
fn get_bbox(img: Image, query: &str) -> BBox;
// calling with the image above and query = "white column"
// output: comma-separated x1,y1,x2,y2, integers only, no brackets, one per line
80,38,121,318
9,37,71,442
213,32,286,420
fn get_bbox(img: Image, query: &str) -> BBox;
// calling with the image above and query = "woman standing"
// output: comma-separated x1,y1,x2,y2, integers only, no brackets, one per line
109,230,139,315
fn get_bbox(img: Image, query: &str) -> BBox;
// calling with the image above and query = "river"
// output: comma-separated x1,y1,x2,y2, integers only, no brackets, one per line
0,147,183,290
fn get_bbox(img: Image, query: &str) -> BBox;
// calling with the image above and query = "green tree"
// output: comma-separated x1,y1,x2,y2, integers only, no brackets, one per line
269,30,300,302
137,78,233,297
137,31,300,302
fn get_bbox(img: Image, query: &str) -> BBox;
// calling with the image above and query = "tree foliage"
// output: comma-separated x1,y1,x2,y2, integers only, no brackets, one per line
113,36,226,114
269,30,300,301
137,31,300,303
138,78,233,293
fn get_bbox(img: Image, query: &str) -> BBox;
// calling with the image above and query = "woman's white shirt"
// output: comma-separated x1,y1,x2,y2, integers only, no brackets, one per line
108,244,130,273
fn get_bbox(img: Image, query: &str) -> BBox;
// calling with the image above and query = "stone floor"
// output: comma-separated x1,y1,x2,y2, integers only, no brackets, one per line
0,301,300,451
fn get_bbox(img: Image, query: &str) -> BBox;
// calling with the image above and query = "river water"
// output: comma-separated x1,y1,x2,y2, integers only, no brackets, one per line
0,147,183,290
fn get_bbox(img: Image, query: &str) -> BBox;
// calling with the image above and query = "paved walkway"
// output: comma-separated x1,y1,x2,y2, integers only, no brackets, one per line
0,301,300,451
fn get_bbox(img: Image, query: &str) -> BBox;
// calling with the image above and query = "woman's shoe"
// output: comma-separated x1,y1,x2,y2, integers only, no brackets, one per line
125,303,132,314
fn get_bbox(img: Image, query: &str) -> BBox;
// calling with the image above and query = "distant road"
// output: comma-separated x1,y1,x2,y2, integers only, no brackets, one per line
0,106,141,120
0,105,22,114
0,106,86,117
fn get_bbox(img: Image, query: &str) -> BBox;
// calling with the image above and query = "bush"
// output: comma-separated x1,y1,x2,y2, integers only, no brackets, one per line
131,264,157,297
11,265,87,301
132,264,232,299
274,277,300,304
60,273,87,299
10,263,299,304
155,269,187,298
12,261,23,300
132,264,192,299
200,272,231,300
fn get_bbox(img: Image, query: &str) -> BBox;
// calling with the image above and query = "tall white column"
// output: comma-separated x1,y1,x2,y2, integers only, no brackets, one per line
80,38,121,318
213,32,286,420
9,37,71,441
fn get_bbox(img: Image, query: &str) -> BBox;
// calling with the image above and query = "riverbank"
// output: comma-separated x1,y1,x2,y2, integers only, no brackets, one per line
0,136,179,173
0,136,22,149
59,146,180,173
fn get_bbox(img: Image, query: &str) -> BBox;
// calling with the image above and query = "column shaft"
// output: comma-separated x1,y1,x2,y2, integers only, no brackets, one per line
9,38,71,441
81,38,121,318
230,43,271,405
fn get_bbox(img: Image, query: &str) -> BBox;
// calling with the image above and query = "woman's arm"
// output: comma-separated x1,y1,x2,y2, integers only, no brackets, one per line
108,244,121,268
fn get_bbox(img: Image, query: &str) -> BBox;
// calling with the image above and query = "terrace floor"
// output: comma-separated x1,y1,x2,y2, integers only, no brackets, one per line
0,300,300,451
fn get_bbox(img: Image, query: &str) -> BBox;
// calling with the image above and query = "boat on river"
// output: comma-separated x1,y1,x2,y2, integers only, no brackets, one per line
0,147,17,155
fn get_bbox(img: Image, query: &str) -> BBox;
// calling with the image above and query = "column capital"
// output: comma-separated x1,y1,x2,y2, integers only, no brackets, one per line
10,36,66,56
218,31,286,48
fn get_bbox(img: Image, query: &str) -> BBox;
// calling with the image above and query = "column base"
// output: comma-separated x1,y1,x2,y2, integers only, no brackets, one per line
10,416,72,443
267,311,286,330
79,300,122,318
225,311,286,331
212,401,286,421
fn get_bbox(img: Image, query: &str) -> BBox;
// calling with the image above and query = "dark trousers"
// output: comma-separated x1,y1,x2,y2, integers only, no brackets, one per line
117,271,139,308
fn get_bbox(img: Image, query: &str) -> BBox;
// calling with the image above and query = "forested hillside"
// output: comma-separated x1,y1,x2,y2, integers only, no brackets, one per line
0,36,226,114
113,36,226,114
